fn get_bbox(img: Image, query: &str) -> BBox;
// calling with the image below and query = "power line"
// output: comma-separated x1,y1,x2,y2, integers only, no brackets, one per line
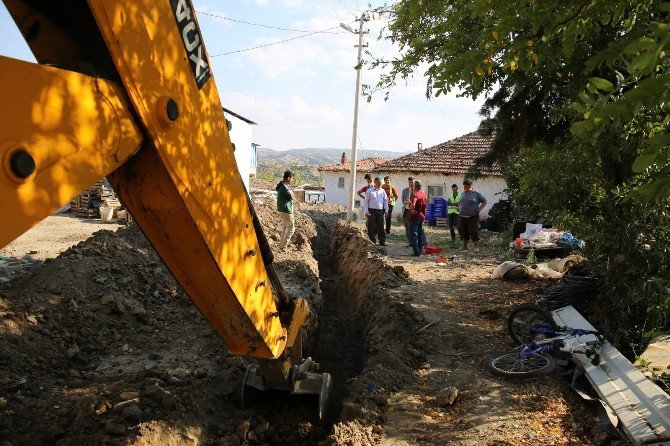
319,0,341,16
210,23,349,57
336,0,357,17
196,10,342,34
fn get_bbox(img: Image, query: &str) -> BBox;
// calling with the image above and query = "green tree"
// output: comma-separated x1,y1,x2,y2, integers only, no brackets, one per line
372,0,669,191
371,0,670,349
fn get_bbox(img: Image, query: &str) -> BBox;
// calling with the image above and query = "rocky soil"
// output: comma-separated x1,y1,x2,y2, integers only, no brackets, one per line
0,200,343,446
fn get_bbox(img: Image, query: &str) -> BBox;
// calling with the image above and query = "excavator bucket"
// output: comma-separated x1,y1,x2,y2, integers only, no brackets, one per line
242,358,333,421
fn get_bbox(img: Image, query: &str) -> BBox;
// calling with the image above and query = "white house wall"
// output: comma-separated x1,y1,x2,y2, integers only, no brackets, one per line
226,113,253,190
384,173,507,217
324,172,375,213
324,171,506,218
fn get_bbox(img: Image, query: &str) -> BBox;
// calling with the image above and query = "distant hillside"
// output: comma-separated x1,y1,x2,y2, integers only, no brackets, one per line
256,148,410,187
258,148,408,166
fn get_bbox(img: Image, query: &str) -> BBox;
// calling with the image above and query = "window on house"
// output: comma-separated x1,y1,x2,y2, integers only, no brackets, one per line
338,177,345,188
427,186,445,199
355,200,361,208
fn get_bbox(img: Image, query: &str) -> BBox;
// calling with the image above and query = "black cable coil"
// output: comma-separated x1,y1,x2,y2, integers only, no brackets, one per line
542,263,602,310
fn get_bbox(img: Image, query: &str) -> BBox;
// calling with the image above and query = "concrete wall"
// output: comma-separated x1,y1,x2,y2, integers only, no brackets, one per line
226,112,253,190
323,171,372,209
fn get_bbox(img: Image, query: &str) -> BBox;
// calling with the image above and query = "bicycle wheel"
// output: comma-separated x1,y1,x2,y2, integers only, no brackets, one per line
489,349,556,377
507,304,558,345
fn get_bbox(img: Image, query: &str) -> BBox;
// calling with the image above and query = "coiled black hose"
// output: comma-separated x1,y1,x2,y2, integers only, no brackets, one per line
542,264,602,310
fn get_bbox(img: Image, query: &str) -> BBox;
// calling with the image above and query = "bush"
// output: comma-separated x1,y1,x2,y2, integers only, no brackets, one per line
506,140,670,351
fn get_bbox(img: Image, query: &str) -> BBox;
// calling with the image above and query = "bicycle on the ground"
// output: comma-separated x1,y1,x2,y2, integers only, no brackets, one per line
489,304,605,377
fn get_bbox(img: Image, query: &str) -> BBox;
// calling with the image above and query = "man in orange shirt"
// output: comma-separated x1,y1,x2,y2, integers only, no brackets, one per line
357,173,373,199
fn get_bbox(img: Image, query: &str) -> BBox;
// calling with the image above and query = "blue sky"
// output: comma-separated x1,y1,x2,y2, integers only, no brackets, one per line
0,0,484,154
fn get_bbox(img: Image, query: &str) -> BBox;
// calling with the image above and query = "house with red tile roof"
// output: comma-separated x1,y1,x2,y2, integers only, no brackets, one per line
373,131,507,217
317,153,388,210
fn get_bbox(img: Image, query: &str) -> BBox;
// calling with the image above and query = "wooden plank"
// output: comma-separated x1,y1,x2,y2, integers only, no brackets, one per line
552,306,670,446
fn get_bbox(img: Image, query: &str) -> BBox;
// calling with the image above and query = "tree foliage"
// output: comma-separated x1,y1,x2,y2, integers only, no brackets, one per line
372,0,670,193
372,0,670,349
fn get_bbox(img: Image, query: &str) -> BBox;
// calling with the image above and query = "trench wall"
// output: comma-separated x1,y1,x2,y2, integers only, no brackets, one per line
324,222,426,445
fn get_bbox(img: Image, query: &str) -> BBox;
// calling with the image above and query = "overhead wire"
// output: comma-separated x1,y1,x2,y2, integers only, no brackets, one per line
319,0,342,17
336,0,358,17
209,23,352,57
196,10,343,34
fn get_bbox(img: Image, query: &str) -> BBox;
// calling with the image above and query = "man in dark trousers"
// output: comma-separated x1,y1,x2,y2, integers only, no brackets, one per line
447,183,462,242
364,177,389,245
409,180,428,256
458,179,487,252
382,176,399,235
401,176,414,245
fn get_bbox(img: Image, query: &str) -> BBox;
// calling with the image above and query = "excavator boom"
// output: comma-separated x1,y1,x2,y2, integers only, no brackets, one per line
0,0,330,416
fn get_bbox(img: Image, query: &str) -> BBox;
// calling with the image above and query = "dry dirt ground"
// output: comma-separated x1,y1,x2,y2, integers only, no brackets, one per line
0,201,343,446
351,222,617,446
1,215,124,261
0,204,622,446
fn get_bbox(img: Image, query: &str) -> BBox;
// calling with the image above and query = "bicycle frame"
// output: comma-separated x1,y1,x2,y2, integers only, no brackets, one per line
520,328,603,360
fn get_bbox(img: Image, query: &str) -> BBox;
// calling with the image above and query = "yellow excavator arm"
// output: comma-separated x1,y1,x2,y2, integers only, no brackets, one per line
0,0,330,416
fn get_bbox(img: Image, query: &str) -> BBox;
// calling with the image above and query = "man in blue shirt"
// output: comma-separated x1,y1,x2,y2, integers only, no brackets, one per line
458,179,487,252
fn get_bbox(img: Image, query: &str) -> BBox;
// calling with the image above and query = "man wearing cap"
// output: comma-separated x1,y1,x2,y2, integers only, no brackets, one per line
458,179,487,252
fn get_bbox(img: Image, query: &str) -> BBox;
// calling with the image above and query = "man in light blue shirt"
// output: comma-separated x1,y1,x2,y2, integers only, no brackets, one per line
364,177,389,245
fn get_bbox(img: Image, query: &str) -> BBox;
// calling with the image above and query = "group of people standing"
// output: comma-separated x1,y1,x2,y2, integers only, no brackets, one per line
359,175,428,256
275,169,487,256
360,174,487,255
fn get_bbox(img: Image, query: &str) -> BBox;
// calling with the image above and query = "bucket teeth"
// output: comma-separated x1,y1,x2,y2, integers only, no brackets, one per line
241,359,332,421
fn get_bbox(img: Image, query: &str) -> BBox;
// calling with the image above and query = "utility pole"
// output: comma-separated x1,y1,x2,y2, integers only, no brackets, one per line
341,14,368,221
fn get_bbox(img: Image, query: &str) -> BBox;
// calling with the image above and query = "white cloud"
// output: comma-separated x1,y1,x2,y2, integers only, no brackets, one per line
200,4,487,152
221,91,348,148
241,27,353,78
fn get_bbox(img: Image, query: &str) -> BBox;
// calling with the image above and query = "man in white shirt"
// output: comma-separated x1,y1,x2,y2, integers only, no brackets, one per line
364,177,389,245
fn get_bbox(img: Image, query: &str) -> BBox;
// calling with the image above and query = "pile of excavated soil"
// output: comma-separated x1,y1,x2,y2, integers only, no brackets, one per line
0,200,425,446
0,199,328,446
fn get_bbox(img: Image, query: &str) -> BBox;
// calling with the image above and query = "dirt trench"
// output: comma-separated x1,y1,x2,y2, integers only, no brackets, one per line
312,222,427,446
